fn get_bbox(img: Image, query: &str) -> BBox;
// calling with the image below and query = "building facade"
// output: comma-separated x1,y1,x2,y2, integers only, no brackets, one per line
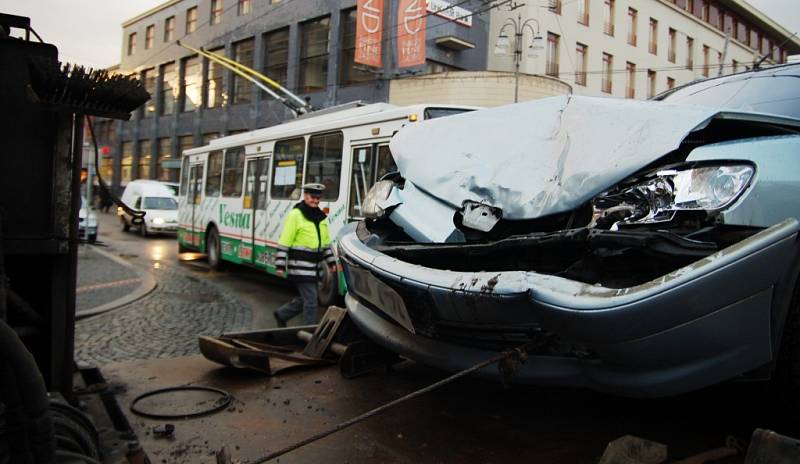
99,0,489,190
488,0,800,99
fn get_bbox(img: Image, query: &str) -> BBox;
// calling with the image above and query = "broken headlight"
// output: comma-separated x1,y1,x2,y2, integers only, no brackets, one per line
594,164,755,227
362,180,394,219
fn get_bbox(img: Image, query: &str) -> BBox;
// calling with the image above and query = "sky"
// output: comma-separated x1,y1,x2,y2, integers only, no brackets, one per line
1,0,798,69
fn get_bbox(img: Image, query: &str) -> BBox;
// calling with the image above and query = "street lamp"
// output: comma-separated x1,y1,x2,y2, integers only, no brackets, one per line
494,14,543,103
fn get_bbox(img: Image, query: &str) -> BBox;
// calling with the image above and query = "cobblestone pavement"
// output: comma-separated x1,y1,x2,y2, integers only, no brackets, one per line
75,261,252,365
76,245,140,312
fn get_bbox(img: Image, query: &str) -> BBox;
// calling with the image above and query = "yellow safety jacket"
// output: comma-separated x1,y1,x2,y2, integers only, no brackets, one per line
274,205,335,282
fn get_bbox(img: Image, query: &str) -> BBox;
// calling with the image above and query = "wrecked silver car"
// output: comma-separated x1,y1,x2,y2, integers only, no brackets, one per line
337,63,800,397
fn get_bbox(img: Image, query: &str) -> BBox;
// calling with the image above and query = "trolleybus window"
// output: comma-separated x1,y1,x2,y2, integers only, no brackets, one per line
271,137,305,200
222,147,245,197
205,150,223,197
306,132,343,201
348,144,396,219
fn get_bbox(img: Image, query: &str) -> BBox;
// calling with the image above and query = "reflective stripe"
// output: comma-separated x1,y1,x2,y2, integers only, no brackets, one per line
276,244,289,251
288,269,318,277
288,260,317,269
291,245,318,252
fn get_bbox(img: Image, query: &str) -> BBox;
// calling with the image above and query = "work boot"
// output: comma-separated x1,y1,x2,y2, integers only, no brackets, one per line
273,312,287,328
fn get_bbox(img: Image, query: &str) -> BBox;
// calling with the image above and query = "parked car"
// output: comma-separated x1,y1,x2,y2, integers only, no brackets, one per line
337,63,800,399
78,196,97,243
119,180,179,236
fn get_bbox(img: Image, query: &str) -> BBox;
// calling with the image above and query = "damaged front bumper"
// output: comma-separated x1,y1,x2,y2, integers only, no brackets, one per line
339,219,800,397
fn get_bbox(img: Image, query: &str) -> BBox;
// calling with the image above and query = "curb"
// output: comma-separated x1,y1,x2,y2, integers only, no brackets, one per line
76,246,157,319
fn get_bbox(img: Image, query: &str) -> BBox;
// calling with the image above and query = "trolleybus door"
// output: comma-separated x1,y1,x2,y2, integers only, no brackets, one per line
347,143,395,222
242,156,270,266
188,163,204,247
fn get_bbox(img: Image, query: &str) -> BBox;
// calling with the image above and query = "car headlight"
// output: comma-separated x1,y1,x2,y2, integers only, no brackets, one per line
152,217,165,225
362,180,394,219
594,164,754,227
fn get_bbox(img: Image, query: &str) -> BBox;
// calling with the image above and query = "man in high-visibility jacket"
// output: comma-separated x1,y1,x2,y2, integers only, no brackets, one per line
273,183,336,326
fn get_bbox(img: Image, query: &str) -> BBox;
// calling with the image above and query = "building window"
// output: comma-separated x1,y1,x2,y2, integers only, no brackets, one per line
668,28,676,63
575,43,587,86
602,53,612,94
306,132,343,201
702,1,710,21
340,9,375,86
667,77,675,90
127,32,136,55
232,39,254,104
577,0,589,25
647,69,656,98
627,8,637,46
205,48,226,108
264,28,289,87
122,142,133,184
138,140,152,180
649,18,658,54
186,6,198,33
222,147,245,197
549,0,562,15
603,0,614,36
164,16,175,42
708,3,720,29
546,33,559,77
142,68,156,118
686,37,694,69
271,138,305,200
181,56,201,112
202,133,219,145
205,151,223,197
157,138,172,181
160,62,177,116
210,0,223,25
145,25,154,50
299,16,330,93
686,0,694,13
238,0,251,15
179,135,194,156
626,62,635,99
702,45,710,77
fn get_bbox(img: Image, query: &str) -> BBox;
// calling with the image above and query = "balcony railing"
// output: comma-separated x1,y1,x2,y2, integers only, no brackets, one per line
546,61,559,77
626,86,635,99
604,22,615,36
602,78,612,93
575,71,587,86
628,33,637,46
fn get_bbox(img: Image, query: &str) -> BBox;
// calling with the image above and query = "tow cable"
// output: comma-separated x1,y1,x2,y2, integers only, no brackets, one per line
249,343,531,464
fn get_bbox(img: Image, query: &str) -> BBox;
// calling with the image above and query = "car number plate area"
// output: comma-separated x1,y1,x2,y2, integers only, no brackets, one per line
346,264,416,334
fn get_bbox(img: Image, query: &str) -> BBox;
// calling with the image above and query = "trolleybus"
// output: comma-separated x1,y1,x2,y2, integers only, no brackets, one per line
177,103,475,305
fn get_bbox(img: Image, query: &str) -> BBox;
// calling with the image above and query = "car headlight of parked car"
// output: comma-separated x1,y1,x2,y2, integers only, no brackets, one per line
593,164,755,228
152,217,165,225
362,180,395,219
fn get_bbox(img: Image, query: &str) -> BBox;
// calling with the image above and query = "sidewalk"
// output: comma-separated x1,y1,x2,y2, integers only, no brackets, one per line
76,245,156,318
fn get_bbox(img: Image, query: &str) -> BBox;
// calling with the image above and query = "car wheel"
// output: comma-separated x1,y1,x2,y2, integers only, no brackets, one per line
206,227,224,270
772,282,800,416
317,263,341,307
121,218,130,232
88,234,97,244
140,223,148,238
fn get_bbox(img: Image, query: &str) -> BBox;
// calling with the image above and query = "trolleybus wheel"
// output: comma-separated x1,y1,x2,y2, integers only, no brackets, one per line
206,227,224,270
317,263,340,306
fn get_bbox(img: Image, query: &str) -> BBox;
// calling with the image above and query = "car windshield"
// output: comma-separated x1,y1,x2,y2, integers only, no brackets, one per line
142,197,178,210
659,66,800,119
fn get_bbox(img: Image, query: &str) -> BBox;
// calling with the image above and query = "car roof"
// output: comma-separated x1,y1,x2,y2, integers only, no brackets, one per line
653,62,800,101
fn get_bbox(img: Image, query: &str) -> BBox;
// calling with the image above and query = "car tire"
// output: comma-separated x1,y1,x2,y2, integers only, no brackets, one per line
206,227,224,271
88,234,97,244
121,218,130,232
772,282,800,417
317,263,342,307
140,223,148,238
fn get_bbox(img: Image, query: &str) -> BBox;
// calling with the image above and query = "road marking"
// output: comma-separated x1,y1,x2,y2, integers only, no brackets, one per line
77,277,142,294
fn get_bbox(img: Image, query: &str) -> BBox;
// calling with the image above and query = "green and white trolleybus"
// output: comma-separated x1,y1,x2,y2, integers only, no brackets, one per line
177,103,475,305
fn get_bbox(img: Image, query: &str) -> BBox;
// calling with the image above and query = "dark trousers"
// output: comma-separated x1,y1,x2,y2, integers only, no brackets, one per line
275,281,318,325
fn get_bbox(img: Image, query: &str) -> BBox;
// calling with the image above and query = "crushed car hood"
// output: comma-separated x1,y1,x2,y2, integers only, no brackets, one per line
391,95,725,220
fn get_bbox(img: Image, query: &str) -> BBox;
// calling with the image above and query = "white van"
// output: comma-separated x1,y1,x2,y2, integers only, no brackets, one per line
119,180,179,236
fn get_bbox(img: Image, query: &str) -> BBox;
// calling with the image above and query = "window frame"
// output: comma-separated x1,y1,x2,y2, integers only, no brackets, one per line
127,32,137,55
145,25,155,50
305,131,344,201
205,150,223,197
186,6,198,33
210,0,224,25
164,16,176,42
270,137,306,200
222,147,245,198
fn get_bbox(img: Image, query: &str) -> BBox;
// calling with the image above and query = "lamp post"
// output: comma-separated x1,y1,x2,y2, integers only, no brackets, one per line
494,14,543,103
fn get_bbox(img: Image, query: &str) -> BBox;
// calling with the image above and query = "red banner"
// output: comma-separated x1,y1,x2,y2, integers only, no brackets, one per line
355,0,384,67
396,0,426,68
